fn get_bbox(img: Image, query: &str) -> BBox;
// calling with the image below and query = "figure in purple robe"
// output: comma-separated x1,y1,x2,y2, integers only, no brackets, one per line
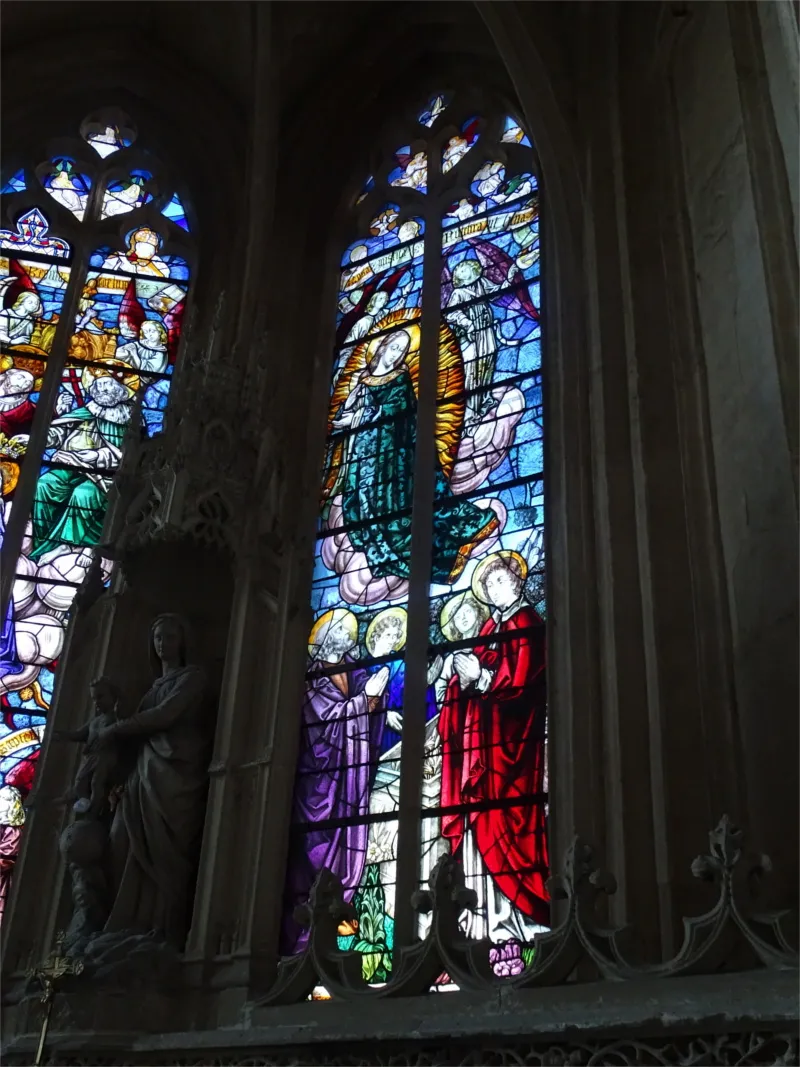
282,608,389,955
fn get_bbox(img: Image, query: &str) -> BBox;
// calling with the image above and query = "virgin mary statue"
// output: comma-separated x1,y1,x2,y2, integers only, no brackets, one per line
100,613,210,949
322,310,499,587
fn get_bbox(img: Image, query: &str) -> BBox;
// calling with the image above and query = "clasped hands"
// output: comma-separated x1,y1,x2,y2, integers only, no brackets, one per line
364,665,390,698
454,651,482,687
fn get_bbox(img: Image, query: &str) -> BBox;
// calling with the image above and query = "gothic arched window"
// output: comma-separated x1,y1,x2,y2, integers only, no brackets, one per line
0,110,193,901
284,92,545,988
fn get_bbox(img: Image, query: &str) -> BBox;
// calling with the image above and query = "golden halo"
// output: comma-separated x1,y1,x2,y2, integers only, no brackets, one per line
365,606,408,656
360,310,421,371
80,358,140,396
308,608,358,658
0,460,20,496
439,590,489,643
471,550,528,605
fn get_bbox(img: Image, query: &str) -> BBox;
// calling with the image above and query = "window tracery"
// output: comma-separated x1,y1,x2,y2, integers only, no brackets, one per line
283,93,546,987
0,108,194,922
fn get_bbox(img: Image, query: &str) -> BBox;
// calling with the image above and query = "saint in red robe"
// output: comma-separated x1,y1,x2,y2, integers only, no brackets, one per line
438,605,549,925
0,396,36,437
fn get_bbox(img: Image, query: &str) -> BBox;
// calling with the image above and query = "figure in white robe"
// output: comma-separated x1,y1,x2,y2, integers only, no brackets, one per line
0,291,42,348
446,260,500,426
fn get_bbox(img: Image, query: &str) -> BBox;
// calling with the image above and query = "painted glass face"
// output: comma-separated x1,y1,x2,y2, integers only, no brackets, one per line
285,94,547,989
0,112,192,913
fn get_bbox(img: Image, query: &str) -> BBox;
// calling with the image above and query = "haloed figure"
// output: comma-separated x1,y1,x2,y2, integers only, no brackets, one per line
324,327,498,587
282,608,389,954
438,550,549,942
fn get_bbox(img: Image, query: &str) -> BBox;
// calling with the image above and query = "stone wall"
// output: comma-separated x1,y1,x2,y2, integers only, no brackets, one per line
1,0,796,1058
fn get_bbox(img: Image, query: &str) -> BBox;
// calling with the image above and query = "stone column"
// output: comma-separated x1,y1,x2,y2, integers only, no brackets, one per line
669,0,798,909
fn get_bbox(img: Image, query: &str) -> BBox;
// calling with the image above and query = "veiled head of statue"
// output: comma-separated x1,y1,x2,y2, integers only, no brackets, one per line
150,612,191,670
370,329,410,374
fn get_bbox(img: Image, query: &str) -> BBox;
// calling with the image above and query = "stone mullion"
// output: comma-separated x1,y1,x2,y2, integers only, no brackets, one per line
653,61,749,923
392,188,442,951
0,235,92,615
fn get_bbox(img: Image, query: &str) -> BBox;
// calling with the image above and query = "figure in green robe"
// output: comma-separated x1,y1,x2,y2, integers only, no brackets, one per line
328,329,497,585
30,376,132,561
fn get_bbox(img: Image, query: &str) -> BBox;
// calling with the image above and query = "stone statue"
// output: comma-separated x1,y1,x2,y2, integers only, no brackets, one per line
101,613,209,950
53,676,124,817
56,612,211,973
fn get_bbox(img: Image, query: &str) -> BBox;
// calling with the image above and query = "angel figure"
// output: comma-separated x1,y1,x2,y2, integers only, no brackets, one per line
321,310,501,603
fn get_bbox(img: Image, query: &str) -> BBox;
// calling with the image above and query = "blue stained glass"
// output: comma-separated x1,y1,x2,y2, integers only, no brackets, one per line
389,147,427,193
100,170,154,220
1,114,195,915
356,176,375,206
90,229,190,281
501,115,532,147
442,165,539,228
442,200,541,299
1,171,26,195
442,117,480,174
340,205,424,266
161,192,190,231
41,158,92,222
286,96,547,986
418,92,451,128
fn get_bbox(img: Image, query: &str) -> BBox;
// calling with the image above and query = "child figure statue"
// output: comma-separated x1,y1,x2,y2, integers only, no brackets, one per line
54,676,123,817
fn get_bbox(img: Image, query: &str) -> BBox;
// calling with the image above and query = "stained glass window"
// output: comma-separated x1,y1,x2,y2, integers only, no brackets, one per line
284,102,546,988
0,110,193,924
